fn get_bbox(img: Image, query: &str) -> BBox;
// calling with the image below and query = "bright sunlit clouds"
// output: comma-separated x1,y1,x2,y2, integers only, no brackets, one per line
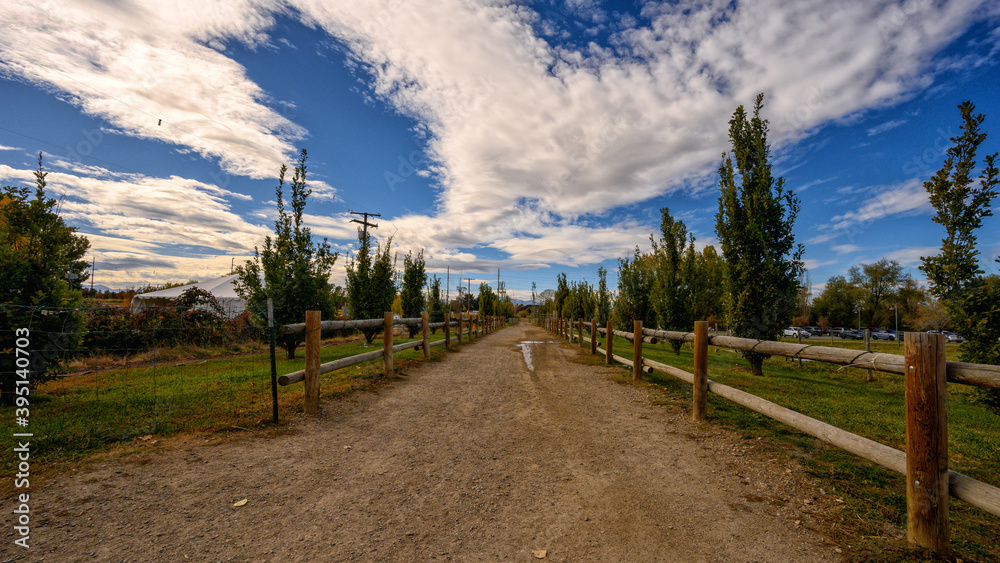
0,0,998,298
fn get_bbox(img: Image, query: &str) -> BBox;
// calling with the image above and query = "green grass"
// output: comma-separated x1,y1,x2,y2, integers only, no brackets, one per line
588,331,1000,561
0,330,460,489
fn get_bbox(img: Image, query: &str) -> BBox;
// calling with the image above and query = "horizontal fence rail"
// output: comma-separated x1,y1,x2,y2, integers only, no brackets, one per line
541,316,1000,553
279,312,509,413
638,329,1000,391
280,316,439,335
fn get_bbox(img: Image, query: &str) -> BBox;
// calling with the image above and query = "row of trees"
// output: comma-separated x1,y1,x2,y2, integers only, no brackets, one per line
540,95,800,375
234,150,517,351
541,96,997,390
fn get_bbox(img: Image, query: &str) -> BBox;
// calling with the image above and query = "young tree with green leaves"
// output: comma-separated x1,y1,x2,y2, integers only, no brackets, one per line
848,258,907,328
692,245,727,325
345,230,396,345
478,282,497,317
1,154,90,404
427,275,445,325
399,250,427,337
595,267,612,325
614,248,655,331
233,149,339,359
715,94,804,376
554,273,569,318
919,100,999,411
650,207,693,353
921,101,998,301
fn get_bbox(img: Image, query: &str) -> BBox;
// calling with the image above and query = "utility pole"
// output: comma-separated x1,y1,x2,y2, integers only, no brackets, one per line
465,277,473,313
446,266,450,314
90,257,96,293
349,210,381,241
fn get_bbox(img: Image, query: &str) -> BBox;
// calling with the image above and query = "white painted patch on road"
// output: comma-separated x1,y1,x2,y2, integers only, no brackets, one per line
516,341,556,372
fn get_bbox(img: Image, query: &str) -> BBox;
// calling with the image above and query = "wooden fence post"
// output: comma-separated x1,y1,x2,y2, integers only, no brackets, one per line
633,319,643,381
421,312,430,360
304,310,321,415
444,313,451,350
606,318,613,365
578,318,584,347
693,320,708,422
458,314,463,344
905,332,949,554
591,317,598,355
383,312,393,376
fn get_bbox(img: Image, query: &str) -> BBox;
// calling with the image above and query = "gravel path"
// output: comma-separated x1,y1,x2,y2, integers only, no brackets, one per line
7,322,841,562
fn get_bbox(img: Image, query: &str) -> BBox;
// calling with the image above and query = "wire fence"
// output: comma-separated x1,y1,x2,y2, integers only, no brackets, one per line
1,302,274,467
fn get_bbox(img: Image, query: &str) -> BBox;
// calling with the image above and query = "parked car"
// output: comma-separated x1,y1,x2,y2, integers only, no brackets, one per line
942,331,964,343
829,327,847,337
783,327,811,338
804,326,824,336
870,329,895,341
839,329,863,340
886,329,902,341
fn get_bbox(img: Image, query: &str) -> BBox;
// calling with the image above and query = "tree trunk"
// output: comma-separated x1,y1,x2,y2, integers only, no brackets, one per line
671,339,683,355
284,336,296,360
749,355,764,377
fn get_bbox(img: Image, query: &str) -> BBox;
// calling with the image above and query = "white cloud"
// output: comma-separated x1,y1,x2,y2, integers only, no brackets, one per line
803,259,836,270
806,233,838,245
0,1,303,179
826,178,932,232
287,0,992,259
883,246,939,267
0,144,22,151
1,0,995,281
866,118,908,136
831,244,861,254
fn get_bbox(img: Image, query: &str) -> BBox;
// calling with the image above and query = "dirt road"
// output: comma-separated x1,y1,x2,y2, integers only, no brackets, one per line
8,322,841,561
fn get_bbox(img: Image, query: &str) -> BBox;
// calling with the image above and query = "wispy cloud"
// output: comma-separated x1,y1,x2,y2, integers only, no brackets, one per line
827,179,932,232
292,0,991,225
0,1,303,179
883,246,939,268
0,0,995,283
866,118,908,136
0,144,22,151
832,244,861,254
803,259,836,270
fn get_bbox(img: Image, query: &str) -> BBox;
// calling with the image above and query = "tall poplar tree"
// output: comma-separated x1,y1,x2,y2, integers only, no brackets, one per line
651,207,692,354
715,94,804,376
399,250,427,337
919,100,999,411
232,149,339,359
345,231,396,345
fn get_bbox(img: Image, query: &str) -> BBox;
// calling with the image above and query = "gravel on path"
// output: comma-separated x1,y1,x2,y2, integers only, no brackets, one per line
7,322,841,562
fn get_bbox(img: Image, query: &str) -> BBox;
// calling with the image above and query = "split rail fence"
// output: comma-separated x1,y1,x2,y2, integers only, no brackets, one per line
538,315,1000,554
278,312,510,414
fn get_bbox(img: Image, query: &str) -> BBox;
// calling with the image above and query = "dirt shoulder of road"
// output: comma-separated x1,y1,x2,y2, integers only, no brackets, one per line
3,323,843,562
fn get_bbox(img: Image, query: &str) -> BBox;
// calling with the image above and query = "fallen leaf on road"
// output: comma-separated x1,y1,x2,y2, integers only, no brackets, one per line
532,549,546,558
233,498,248,507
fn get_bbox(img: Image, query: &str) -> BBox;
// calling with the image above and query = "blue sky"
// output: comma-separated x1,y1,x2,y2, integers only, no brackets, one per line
1,0,998,302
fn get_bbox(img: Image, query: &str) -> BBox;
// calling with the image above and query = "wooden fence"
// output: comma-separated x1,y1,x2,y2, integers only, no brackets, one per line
539,316,1000,554
279,312,510,414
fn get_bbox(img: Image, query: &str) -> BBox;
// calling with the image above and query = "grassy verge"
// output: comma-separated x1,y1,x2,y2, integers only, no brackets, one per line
0,330,462,493
589,332,1000,561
